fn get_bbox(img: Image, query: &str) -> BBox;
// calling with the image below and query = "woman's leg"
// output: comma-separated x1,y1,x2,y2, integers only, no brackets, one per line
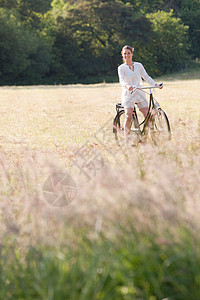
124,108,134,144
139,106,148,118
140,106,149,139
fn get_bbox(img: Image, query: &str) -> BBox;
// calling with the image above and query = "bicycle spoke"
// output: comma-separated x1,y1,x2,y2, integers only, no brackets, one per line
150,109,171,144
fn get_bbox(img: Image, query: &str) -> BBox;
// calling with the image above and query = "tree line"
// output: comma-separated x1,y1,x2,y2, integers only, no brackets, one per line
0,0,199,85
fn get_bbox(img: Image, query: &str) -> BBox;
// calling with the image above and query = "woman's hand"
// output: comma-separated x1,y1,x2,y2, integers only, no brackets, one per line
126,85,136,91
128,85,133,91
155,83,163,89
125,84,133,91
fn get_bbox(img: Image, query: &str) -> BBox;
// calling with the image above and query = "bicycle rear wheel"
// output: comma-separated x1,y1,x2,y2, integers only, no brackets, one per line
113,110,142,146
150,108,171,144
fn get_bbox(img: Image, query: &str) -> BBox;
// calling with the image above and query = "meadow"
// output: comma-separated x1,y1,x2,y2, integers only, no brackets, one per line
0,72,200,299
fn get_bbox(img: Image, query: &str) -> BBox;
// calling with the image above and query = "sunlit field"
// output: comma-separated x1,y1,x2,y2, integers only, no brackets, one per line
0,74,200,299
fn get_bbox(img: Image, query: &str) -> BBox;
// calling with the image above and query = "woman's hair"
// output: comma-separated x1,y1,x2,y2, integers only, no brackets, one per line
121,45,134,53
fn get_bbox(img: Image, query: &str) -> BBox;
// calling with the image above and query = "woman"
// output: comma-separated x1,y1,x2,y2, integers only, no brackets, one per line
118,45,162,144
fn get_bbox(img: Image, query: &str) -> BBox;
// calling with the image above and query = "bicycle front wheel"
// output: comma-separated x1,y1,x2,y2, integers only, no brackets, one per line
150,109,171,144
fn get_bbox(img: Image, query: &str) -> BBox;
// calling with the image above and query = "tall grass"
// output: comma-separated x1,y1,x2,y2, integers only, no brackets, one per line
0,77,200,299
0,141,200,299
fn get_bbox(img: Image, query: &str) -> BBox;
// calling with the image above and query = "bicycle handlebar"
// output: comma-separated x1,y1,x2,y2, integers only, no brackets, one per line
139,83,163,90
130,83,163,93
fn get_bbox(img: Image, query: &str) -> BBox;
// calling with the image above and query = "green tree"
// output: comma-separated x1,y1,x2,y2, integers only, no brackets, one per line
51,0,153,82
161,0,182,14
120,0,164,13
0,0,51,12
146,10,189,75
179,0,200,59
0,8,52,85
0,8,31,84
0,0,17,9
0,0,52,30
46,15,80,83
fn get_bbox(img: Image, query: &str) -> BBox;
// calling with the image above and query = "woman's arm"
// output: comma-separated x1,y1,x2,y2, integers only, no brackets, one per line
139,63,157,86
118,66,133,91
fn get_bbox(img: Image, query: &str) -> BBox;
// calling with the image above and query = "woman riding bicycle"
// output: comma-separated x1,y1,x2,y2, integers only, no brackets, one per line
118,45,162,145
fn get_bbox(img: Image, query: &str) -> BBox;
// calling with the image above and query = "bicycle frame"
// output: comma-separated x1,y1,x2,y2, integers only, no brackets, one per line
141,87,156,134
131,85,162,134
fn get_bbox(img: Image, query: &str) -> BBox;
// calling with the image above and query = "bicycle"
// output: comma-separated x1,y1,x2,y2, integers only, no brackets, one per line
113,84,171,146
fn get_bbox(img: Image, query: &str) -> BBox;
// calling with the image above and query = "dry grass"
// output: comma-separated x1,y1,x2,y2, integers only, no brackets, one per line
0,79,199,154
0,78,199,241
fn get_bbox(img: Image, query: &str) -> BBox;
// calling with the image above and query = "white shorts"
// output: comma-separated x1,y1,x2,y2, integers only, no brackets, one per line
122,90,148,109
123,99,148,109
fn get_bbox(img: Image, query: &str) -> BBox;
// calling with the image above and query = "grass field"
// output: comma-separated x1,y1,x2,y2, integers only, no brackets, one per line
0,74,200,299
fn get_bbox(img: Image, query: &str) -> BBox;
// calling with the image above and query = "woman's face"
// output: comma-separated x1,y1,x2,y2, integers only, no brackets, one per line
122,49,133,63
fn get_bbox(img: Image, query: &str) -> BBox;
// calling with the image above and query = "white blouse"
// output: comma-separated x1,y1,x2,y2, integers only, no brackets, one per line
118,62,156,103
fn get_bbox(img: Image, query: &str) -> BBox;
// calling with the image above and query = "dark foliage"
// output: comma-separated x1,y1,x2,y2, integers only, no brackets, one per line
0,0,199,85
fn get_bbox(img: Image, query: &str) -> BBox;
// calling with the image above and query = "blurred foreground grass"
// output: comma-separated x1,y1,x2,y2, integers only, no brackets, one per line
0,73,200,299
